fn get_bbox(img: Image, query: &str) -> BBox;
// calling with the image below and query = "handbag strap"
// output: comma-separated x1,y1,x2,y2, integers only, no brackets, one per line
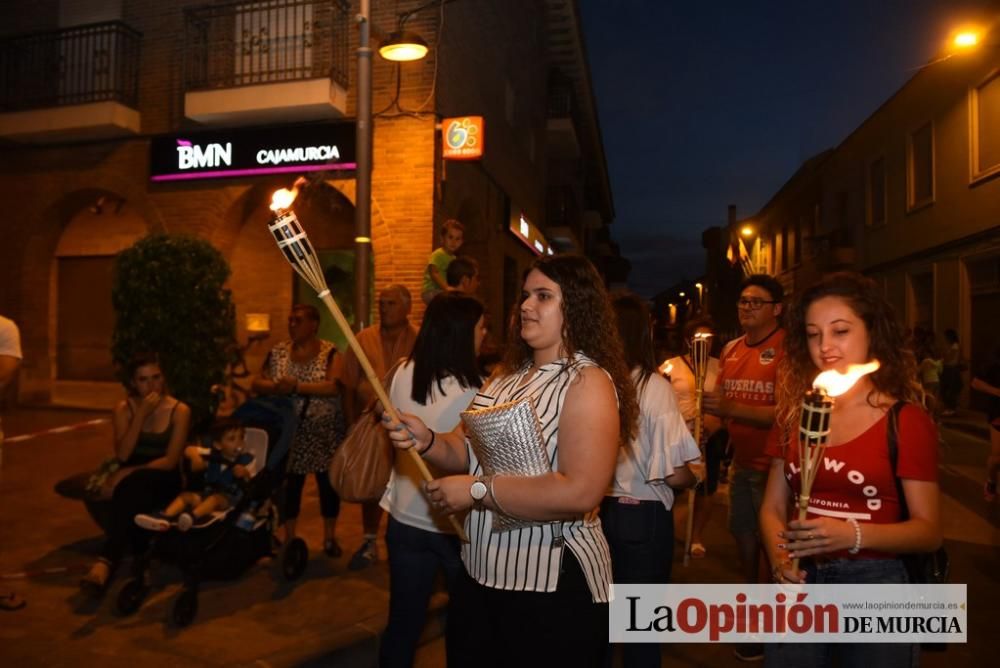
886,400,909,520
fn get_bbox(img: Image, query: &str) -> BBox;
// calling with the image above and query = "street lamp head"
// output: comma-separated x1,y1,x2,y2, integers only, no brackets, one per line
953,31,979,48
379,31,429,62
695,282,703,289
741,225,755,238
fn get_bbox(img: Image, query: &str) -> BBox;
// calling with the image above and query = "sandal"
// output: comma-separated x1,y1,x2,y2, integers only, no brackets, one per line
0,592,26,611
79,559,112,598
690,543,707,559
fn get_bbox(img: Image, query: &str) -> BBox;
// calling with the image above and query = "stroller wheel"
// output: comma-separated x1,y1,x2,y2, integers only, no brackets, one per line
115,577,148,616
281,537,308,581
171,588,199,628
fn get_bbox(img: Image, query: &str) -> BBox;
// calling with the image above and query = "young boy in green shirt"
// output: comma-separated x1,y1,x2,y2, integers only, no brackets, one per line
422,219,464,304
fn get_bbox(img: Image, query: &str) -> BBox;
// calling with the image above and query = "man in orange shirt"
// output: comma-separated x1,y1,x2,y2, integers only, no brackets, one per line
703,274,784,662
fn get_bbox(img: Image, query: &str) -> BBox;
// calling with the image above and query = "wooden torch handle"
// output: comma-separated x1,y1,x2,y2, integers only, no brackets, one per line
317,291,468,541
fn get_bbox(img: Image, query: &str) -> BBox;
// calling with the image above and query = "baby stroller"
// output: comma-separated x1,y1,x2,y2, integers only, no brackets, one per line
115,396,309,627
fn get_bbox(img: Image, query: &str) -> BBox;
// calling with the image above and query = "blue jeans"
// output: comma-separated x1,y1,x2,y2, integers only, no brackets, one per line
379,515,475,668
601,497,674,668
764,558,919,668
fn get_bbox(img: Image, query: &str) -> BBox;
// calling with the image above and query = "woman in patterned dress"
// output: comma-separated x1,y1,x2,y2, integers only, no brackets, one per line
382,255,638,668
253,304,346,556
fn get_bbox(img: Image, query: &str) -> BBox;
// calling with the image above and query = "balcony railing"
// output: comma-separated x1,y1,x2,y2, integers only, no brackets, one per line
184,0,349,91
0,21,141,112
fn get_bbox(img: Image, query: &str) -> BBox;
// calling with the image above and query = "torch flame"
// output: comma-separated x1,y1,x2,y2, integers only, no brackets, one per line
813,360,880,397
270,187,299,212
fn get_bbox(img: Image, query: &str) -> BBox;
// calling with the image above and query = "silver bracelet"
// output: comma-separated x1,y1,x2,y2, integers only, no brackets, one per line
488,475,513,517
846,517,863,554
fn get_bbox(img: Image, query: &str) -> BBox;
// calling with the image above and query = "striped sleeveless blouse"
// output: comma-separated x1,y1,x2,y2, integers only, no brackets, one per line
461,352,614,603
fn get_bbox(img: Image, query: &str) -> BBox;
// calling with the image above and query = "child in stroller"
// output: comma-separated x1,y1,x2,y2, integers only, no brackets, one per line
114,396,309,627
135,418,254,532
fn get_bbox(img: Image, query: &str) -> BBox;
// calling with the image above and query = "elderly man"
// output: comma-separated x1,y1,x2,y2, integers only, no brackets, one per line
1,314,24,610
336,285,418,570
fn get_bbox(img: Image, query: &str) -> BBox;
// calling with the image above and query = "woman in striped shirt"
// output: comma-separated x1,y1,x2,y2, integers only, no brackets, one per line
383,254,637,668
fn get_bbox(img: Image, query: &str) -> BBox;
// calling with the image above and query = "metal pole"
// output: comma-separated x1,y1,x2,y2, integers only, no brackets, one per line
355,0,373,331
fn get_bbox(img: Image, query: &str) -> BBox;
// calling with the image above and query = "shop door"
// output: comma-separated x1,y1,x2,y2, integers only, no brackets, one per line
57,256,117,381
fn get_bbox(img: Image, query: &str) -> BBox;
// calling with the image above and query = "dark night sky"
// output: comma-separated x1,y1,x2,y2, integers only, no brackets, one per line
579,0,995,298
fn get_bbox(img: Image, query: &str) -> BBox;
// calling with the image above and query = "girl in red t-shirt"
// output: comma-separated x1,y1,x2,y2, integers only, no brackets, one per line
759,272,942,666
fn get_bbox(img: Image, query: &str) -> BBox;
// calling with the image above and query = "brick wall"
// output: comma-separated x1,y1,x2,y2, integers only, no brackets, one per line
0,0,549,399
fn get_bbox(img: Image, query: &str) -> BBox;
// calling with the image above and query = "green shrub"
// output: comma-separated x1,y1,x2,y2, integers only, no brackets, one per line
111,234,236,429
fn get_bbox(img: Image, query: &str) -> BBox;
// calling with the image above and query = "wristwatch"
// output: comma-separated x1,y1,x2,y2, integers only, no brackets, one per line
470,476,489,508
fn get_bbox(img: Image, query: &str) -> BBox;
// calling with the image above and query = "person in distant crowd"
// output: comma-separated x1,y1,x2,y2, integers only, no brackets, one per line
605,293,699,668
915,332,943,419
703,274,785,663
0,314,26,611
336,285,418,570
940,328,963,416
422,219,464,304
253,304,346,556
665,317,725,560
383,254,638,668
135,418,253,532
446,255,481,296
971,345,1000,502
379,292,486,668
760,272,941,667
79,352,192,596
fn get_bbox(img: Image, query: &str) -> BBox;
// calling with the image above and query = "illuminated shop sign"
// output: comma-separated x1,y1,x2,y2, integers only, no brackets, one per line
149,123,356,182
508,212,554,256
442,116,484,160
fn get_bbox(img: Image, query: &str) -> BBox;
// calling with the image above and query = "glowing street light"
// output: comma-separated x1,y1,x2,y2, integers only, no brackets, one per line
741,225,755,238
953,31,979,49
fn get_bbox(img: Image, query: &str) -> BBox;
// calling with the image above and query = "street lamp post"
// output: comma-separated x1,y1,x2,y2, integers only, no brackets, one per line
354,0,374,330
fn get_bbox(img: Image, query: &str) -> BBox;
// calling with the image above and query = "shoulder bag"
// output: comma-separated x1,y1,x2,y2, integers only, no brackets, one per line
328,358,405,503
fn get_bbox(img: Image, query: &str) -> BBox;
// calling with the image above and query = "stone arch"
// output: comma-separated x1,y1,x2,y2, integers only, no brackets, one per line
17,186,155,396
224,178,370,373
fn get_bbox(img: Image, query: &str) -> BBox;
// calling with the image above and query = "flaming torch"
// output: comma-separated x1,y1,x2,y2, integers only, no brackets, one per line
683,331,713,566
268,181,467,541
791,360,880,571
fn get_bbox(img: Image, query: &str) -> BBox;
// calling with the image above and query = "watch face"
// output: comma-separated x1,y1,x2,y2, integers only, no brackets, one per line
471,480,488,501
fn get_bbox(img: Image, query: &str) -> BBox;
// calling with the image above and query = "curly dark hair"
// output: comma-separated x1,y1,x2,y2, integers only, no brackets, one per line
500,255,638,445
776,271,923,437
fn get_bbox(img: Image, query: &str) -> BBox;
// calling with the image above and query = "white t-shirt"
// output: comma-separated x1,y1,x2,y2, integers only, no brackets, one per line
608,370,700,509
0,315,22,446
0,316,22,360
379,360,479,533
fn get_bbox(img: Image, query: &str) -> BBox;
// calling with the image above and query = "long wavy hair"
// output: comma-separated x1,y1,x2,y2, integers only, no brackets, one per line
500,255,638,445
776,272,923,438
409,292,484,404
612,293,657,394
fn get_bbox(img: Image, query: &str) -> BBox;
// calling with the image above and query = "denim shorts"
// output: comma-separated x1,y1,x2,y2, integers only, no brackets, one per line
764,558,918,668
728,467,767,536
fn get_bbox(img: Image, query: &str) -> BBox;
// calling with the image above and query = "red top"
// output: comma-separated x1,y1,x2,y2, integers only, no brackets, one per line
765,403,938,559
717,328,785,472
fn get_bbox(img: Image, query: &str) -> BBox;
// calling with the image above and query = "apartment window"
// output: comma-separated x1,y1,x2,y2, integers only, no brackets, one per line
867,157,886,226
907,121,934,209
971,70,1000,182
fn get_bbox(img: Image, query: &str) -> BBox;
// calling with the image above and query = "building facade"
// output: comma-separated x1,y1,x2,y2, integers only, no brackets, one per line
0,0,620,406
719,36,1000,405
